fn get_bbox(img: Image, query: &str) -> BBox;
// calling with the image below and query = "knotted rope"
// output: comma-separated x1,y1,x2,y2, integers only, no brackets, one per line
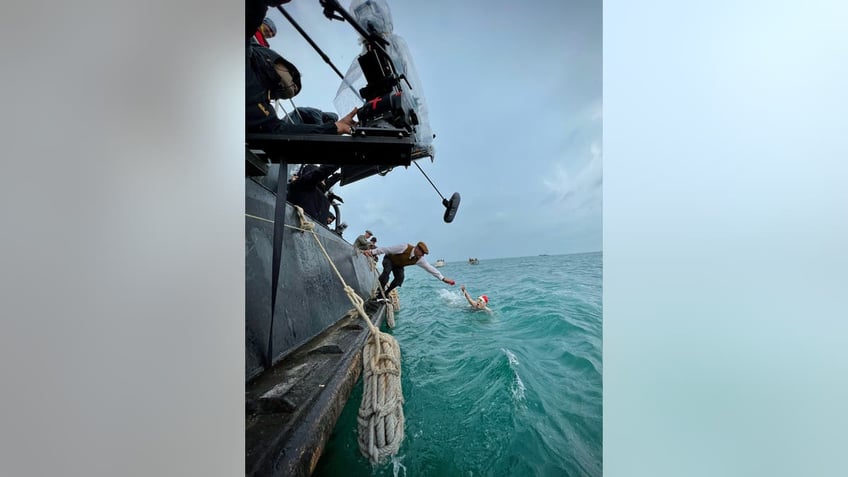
292,206,404,465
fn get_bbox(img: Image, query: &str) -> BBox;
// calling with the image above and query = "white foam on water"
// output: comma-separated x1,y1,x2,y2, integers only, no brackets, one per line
437,288,466,307
391,455,407,477
502,348,526,402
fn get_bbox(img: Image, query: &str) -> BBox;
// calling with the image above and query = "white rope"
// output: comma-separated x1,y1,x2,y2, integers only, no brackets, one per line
385,298,395,329
389,289,401,312
291,206,404,465
382,289,398,328
245,213,274,224
357,330,403,465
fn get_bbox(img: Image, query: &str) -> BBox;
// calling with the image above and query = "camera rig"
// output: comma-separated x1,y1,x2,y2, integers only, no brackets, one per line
319,0,421,137
250,0,459,222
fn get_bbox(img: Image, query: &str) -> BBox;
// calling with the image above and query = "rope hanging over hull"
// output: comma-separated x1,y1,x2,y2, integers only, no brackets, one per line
293,206,405,465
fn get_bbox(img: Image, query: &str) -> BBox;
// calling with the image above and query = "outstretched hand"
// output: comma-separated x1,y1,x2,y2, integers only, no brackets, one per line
443,278,456,286
335,108,358,135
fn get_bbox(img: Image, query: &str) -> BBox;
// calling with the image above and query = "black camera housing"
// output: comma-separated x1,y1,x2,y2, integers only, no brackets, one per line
355,48,418,132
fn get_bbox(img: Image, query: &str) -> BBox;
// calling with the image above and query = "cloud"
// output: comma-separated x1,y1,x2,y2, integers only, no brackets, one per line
542,142,603,217
591,101,603,121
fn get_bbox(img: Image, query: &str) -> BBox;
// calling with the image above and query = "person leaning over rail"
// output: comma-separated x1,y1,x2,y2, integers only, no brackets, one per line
364,241,455,298
460,284,489,310
354,229,373,251
246,0,357,135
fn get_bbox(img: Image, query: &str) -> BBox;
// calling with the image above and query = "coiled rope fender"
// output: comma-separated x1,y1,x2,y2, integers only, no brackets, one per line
292,206,404,465
384,298,396,328
377,277,395,329
377,289,398,328
389,289,400,312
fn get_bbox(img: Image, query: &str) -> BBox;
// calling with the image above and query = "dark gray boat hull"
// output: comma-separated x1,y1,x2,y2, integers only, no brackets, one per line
246,174,377,379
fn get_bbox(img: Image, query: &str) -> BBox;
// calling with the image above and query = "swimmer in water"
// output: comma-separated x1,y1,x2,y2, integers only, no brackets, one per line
460,284,489,310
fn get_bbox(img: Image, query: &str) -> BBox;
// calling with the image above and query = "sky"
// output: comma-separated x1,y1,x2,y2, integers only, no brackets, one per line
261,0,602,262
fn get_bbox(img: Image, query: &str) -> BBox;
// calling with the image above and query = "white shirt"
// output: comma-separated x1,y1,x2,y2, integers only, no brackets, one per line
372,243,444,280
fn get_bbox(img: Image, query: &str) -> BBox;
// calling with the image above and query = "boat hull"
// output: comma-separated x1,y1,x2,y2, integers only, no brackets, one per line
246,174,377,379
245,170,386,476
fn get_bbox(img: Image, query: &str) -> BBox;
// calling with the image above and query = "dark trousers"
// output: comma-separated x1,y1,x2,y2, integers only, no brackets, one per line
378,256,405,295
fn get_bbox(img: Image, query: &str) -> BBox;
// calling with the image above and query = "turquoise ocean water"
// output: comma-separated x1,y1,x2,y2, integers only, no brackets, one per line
314,252,602,477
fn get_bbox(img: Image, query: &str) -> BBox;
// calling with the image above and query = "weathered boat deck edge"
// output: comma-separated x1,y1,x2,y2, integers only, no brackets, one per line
246,301,386,476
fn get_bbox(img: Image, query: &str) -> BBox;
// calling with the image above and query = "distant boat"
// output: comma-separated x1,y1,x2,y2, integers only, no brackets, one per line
434,259,445,268
468,258,479,265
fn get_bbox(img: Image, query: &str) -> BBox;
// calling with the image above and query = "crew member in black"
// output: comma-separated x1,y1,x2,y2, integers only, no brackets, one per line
287,164,342,223
246,0,357,135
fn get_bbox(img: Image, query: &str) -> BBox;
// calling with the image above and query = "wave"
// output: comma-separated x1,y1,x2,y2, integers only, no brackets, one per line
502,348,526,404
436,288,467,307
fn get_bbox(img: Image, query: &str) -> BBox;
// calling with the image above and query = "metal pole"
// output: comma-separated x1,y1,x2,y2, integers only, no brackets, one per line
276,5,360,98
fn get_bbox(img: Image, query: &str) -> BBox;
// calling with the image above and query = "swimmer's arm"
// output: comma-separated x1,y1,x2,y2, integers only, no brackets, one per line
461,288,476,306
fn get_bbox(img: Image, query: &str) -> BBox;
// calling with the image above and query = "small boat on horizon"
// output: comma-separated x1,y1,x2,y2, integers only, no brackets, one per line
434,259,445,268
468,257,479,265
